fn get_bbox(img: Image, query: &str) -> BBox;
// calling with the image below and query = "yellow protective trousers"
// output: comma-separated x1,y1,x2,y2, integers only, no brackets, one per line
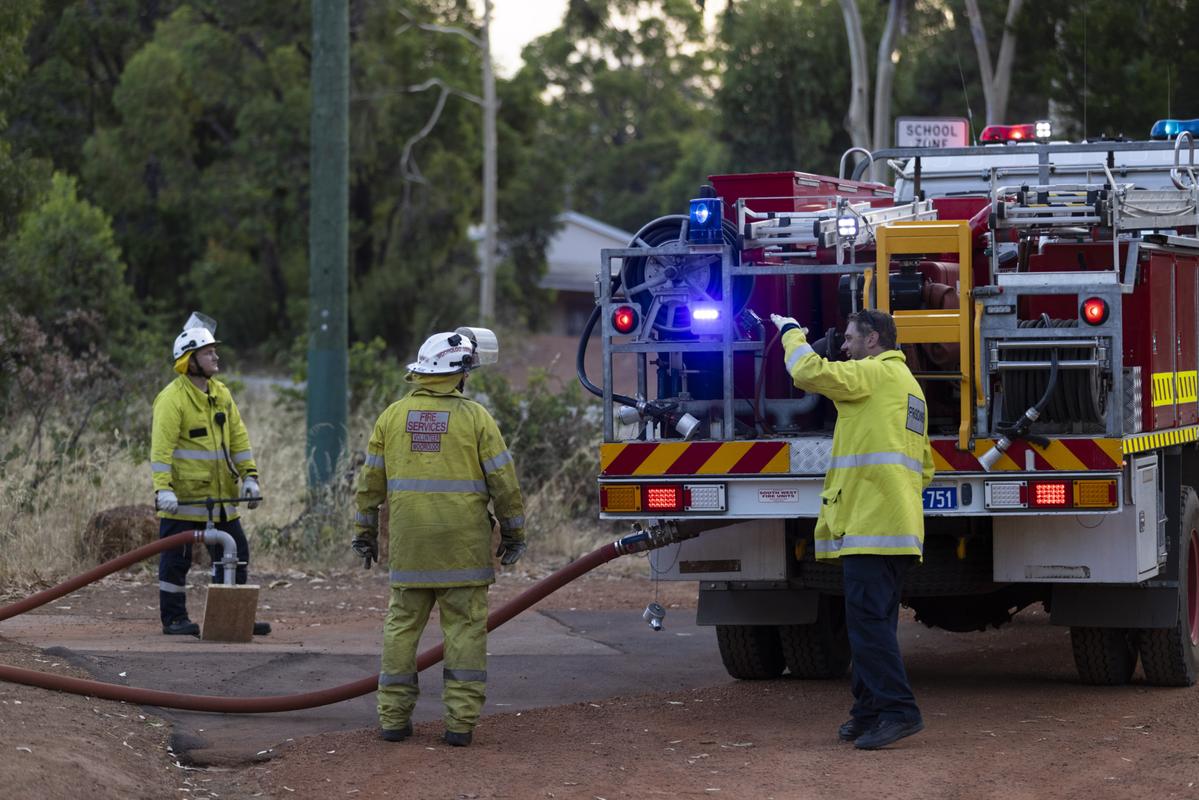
377,584,488,734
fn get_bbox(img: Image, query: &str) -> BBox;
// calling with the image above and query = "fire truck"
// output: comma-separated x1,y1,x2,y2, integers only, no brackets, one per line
577,121,1199,686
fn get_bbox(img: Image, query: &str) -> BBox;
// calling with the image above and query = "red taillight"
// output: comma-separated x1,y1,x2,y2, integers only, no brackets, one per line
1030,480,1072,508
1081,297,1109,325
980,124,1037,142
612,305,638,334
644,484,683,512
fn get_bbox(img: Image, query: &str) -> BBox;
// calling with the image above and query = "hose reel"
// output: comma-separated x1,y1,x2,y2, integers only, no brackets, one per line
999,318,1106,425
620,215,753,335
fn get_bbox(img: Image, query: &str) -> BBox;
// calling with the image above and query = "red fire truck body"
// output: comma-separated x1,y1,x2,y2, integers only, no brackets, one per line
580,132,1199,685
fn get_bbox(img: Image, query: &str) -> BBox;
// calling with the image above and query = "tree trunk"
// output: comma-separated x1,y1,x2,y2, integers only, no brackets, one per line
992,0,1024,125
839,0,872,151
871,0,908,181
963,0,996,126
965,0,1024,126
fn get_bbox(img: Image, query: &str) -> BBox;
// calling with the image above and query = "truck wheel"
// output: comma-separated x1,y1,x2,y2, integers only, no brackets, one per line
715,624,785,680
779,594,850,679
1137,486,1199,686
1070,626,1137,685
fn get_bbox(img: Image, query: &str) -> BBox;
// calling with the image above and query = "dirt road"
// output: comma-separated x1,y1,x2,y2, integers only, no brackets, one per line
3,566,1199,800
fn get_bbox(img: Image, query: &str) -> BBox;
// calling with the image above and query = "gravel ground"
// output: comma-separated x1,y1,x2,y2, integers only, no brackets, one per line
4,564,1199,800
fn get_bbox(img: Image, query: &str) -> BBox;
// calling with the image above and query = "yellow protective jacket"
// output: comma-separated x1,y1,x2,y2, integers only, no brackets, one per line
354,377,526,588
151,375,258,522
782,328,934,560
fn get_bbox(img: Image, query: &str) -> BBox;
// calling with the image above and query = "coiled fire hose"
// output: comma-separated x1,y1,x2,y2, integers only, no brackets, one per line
0,523,698,712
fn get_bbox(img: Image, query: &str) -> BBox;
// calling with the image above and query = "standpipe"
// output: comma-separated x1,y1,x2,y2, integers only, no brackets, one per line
0,522,700,713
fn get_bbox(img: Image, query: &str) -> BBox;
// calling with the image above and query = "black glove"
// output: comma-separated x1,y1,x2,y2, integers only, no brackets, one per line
495,535,526,566
352,537,378,569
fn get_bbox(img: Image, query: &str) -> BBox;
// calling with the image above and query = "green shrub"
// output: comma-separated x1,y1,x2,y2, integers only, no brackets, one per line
470,367,601,519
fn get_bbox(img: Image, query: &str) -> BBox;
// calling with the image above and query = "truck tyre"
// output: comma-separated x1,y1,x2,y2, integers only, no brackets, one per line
1136,486,1199,686
715,624,785,680
778,594,850,679
1070,626,1137,685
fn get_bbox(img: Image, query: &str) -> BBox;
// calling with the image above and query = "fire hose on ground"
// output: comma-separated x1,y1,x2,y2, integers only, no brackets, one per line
0,521,703,713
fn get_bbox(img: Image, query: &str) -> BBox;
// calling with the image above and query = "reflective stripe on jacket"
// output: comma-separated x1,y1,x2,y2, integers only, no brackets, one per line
354,383,526,588
782,328,934,560
150,375,258,522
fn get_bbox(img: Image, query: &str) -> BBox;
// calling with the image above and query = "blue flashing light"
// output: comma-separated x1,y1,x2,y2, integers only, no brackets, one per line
688,197,722,244
1150,119,1199,139
689,303,722,335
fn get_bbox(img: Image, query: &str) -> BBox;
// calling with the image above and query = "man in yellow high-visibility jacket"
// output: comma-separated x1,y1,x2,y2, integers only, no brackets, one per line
150,313,268,637
353,328,526,748
774,308,934,751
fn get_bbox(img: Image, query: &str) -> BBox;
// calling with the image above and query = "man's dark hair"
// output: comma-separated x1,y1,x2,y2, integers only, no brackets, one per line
847,309,898,350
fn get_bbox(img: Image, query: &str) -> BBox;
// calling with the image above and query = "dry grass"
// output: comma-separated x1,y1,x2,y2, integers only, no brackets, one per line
0,378,621,586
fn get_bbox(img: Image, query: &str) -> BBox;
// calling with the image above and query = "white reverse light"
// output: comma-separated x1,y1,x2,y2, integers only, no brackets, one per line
684,483,727,511
836,215,859,238
985,480,1027,509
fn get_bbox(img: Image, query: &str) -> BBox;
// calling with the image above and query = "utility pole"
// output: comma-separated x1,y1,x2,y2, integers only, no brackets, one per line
479,0,498,322
306,0,349,488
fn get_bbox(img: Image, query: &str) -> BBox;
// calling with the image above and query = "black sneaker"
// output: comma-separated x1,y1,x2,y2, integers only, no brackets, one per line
252,621,272,636
443,730,472,747
837,717,875,742
163,619,200,636
380,723,413,742
854,718,924,750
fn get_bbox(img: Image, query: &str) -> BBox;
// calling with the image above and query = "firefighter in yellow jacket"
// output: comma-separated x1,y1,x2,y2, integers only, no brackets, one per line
773,308,934,751
352,327,526,748
151,313,269,637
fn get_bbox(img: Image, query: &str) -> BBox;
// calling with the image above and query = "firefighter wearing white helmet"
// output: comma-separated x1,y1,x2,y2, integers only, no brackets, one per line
150,313,269,637
353,326,524,747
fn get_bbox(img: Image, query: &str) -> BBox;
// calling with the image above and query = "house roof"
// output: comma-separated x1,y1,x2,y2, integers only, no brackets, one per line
540,211,634,293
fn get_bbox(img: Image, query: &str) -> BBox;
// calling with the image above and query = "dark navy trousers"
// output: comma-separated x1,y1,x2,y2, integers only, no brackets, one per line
157,516,249,625
842,554,921,725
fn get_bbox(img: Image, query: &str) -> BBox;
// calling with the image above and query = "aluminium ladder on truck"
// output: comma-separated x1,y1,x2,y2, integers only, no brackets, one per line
973,134,1199,459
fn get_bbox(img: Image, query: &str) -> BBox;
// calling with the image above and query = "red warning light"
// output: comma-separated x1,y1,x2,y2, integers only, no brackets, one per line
612,306,638,334
980,124,1037,142
644,484,683,511
1081,297,1109,325
1030,480,1072,508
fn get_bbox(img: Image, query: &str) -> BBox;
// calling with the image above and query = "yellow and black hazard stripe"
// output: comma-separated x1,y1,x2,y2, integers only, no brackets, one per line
1122,426,1199,455
600,441,789,476
1151,370,1199,406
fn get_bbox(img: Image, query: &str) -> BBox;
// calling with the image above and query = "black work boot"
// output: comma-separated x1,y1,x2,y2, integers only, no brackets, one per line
443,730,472,747
854,718,925,750
837,717,875,743
163,618,200,636
252,621,272,636
379,723,413,742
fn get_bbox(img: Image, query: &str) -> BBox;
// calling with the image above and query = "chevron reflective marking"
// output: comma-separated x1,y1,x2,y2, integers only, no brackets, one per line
599,441,789,476
930,438,1124,472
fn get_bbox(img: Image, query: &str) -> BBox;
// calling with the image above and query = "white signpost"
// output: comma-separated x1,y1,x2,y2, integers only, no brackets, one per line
895,117,971,148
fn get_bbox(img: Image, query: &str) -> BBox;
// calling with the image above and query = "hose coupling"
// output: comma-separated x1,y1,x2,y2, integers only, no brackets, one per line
614,519,699,556
642,602,666,631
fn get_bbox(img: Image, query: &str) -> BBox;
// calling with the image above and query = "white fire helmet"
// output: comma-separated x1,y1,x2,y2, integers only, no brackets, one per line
407,331,479,375
172,312,221,360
